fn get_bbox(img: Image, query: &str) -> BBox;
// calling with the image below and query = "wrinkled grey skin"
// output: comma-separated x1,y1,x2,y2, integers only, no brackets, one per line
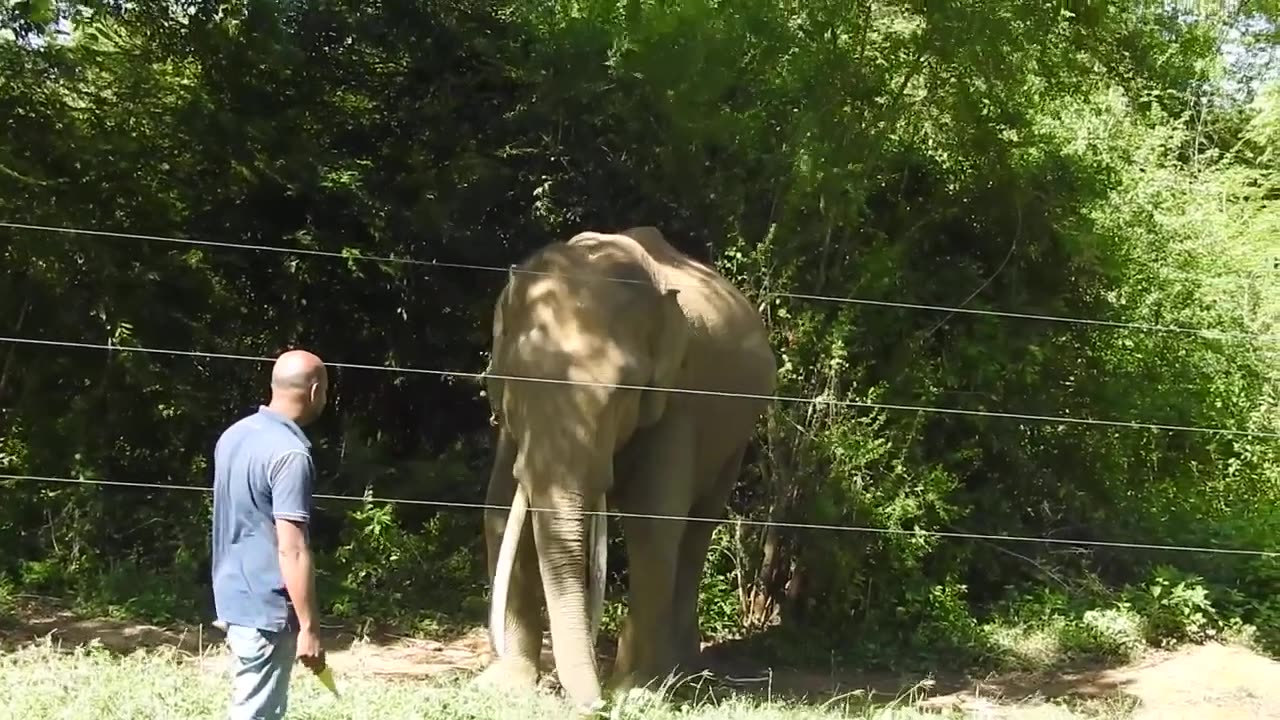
476,227,777,711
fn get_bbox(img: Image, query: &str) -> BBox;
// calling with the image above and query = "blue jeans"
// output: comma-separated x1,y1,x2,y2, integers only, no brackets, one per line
225,623,297,720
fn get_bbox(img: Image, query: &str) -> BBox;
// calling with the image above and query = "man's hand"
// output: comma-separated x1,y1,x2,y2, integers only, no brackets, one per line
296,626,325,671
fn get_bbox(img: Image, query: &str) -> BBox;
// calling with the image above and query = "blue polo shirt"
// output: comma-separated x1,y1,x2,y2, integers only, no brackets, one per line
210,405,316,632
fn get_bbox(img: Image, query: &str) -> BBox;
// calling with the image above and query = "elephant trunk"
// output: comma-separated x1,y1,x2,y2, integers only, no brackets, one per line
530,484,603,710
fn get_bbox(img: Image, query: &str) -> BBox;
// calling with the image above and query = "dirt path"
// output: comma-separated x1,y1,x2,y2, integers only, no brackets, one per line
4,597,1279,718
913,642,1280,719
1078,643,1278,720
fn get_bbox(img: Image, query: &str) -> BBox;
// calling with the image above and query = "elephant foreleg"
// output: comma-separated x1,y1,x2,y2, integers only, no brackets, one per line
608,418,695,693
669,444,745,671
669,519,719,670
612,514,685,693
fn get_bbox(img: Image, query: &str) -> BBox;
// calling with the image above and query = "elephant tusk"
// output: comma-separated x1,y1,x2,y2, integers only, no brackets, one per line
587,494,608,644
489,483,528,658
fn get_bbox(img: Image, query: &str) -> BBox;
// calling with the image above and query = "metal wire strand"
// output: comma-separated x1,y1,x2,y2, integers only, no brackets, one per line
4,220,1276,343
1,473,1274,558
3,334,1278,438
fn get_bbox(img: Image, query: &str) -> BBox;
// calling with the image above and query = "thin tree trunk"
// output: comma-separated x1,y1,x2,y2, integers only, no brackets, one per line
0,293,31,402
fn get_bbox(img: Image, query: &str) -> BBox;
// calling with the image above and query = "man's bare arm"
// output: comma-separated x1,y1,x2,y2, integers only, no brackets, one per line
276,518,318,632
269,447,322,659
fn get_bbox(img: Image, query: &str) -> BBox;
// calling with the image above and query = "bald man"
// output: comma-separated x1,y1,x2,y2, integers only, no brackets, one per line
211,349,329,720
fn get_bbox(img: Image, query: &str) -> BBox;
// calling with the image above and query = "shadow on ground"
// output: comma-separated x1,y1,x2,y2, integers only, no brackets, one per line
0,595,467,661
685,632,1138,714
681,631,1280,718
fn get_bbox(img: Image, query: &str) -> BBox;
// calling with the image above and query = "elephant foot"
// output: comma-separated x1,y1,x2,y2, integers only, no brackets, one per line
473,656,540,694
575,697,609,717
610,649,673,694
606,662,680,697
602,687,664,716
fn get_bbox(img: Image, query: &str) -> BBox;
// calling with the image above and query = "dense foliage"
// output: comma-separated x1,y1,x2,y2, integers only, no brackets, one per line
2,0,1278,672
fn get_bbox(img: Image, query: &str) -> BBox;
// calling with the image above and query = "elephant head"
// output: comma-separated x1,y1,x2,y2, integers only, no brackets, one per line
484,235,690,709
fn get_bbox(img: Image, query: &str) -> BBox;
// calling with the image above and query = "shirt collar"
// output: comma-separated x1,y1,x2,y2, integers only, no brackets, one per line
256,405,312,448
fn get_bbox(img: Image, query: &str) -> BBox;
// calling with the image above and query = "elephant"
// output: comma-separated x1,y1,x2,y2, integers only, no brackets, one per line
475,226,777,711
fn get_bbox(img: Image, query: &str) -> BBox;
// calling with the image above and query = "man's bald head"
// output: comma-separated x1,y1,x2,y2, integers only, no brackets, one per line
271,349,326,389
268,349,329,425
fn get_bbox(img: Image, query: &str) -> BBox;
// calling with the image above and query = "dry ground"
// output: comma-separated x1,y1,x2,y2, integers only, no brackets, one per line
3,597,1278,718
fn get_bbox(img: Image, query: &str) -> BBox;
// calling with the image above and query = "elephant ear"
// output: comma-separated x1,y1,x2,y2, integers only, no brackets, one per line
638,288,689,425
484,271,514,425
483,357,504,426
